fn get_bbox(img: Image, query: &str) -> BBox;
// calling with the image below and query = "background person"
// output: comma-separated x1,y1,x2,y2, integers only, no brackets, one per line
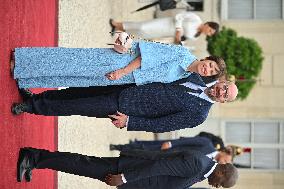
17,147,238,188
110,12,219,44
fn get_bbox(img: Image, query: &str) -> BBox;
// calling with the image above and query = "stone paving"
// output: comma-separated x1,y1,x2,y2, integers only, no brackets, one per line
58,0,155,188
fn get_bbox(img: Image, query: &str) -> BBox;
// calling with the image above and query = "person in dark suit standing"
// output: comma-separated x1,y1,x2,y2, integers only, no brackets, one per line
12,73,238,133
196,131,225,150
17,147,238,188
110,136,233,164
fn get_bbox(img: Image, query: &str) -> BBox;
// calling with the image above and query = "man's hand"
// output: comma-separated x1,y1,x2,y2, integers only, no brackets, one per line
161,141,171,150
105,174,124,186
108,111,128,129
106,68,126,80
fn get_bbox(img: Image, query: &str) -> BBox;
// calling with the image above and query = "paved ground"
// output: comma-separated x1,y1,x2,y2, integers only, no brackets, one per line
58,1,155,188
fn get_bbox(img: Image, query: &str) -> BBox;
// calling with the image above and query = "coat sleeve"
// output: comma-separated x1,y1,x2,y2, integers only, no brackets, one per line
123,156,201,183
126,111,207,133
118,176,191,189
137,41,196,71
170,137,210,148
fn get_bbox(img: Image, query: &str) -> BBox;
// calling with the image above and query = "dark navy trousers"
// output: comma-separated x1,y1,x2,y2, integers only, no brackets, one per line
25,85,134,117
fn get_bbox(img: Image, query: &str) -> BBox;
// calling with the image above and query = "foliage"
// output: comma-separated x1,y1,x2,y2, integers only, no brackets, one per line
207,27,264,100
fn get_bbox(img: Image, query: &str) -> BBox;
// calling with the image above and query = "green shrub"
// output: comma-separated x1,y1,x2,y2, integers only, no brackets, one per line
207,27,263,100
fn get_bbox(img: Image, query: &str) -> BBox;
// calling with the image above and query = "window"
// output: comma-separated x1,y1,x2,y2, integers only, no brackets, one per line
221,0,284,20
223,120,284,170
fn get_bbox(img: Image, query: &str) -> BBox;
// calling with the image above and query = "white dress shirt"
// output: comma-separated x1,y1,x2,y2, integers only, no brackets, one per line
181,81,216,103
204,151,218,178
206,151,218,160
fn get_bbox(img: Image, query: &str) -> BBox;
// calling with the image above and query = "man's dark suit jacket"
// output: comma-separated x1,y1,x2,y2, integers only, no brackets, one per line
197,132,225,150
119,73,213,132
117,150,215,189
28,148,215,189
117,136,216,155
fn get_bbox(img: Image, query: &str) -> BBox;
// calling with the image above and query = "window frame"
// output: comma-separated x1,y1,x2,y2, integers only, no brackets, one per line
221,119,284,171
221,0,284,20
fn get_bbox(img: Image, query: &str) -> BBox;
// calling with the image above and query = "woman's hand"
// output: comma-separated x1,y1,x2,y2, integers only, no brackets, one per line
105,68,126,80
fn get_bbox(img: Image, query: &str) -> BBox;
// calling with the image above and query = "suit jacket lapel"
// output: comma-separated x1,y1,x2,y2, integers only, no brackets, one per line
171,73,207,87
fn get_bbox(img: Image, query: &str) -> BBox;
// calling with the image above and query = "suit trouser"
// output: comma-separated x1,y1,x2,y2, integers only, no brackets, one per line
116,140,166,151
64,85,135,99
25,87,122,117
28,148,119,182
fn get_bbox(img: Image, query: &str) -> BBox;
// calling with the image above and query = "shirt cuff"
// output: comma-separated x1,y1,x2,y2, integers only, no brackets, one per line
121,174,127,183
125,116,129,127
168,142,172,148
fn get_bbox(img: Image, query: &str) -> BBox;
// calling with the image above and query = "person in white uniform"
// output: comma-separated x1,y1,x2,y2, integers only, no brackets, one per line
110,12,219,44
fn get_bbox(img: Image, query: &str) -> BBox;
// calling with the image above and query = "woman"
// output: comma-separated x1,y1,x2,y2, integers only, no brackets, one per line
110,12,219,44
13,40,226,88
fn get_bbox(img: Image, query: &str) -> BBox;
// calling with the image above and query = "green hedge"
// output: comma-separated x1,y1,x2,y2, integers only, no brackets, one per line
207,27,263,100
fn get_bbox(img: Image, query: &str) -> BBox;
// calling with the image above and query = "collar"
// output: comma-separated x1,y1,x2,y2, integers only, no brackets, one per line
206,151,218,160
204,162,218,178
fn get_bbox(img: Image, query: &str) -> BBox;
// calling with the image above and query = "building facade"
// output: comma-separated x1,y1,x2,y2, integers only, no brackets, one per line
157,0,284,188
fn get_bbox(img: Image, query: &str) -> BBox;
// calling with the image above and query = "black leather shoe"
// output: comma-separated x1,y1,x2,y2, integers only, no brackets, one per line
11,103,29,115
18,88,34,101
17,148,33,182
24,168,32,182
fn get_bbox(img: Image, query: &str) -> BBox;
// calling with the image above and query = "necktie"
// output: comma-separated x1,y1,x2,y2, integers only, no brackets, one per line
175,84,203,94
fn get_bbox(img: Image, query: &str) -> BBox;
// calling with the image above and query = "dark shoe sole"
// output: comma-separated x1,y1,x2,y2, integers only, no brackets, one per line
24,168,32,182
11,103,23,115
17,148,26,182
17,148,33,182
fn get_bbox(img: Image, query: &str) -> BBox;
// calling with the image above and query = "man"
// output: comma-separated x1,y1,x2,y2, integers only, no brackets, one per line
17,147,238,188
196,131,225,150
110,136,233,164
12,73,238,133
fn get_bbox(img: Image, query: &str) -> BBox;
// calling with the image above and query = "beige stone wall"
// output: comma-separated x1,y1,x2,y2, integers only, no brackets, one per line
193,1,284,188
196,1,284,119
212,20,284,119
160,1,284,188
